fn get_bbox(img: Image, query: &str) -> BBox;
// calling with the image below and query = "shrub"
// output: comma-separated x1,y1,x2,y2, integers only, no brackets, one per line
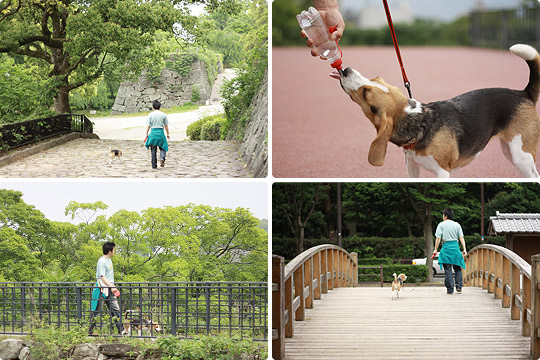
358,264,428,283
191,85,200,103
186,119,205,140
357,257,393,266
201,115,226,140
187,114,226,141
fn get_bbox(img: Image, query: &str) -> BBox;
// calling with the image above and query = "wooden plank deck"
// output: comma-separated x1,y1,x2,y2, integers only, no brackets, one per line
285,287,530,359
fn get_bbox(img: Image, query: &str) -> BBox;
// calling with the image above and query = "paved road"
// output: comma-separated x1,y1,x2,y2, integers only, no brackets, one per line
0,138,249,178
273,47,540,178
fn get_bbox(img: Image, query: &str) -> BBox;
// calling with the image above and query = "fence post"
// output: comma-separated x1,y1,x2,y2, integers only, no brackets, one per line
272,255,285,360
171,287,177,336
205,285,211,335
351,252,358,287
531,254,540,359
76,287,83,320
380,265,384,288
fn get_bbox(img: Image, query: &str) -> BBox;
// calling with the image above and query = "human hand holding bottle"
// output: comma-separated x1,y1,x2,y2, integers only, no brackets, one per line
301,0,345,59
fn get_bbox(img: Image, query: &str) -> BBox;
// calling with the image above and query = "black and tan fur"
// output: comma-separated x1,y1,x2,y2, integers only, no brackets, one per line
334,44,540,178
108,146,123,165
392,273,407,300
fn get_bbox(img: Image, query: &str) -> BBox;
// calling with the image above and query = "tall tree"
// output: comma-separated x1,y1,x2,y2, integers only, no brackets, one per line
273,183,328,254
0,0,187,113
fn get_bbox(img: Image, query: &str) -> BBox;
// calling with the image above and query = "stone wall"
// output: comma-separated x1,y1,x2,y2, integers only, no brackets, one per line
238,70,268,178
111,58,216,115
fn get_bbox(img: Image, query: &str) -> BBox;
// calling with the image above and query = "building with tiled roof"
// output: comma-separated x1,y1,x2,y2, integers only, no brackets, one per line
489,212,540,264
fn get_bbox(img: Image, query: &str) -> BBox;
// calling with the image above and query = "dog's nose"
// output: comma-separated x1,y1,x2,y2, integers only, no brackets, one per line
342,67,351,77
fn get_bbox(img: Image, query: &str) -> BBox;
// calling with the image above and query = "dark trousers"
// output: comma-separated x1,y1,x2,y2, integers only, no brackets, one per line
89,295,123,334
443,263,463,294
150,145,166,169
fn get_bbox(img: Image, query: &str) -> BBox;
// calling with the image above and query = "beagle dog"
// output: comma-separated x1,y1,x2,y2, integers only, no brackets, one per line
332,44,540,178
391,273,407,300
122,310,162,336
108,146,123,165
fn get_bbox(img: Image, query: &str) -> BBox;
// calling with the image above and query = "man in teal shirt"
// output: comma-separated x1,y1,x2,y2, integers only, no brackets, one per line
145,100,171,169
89,241,123,334
433,208,467,295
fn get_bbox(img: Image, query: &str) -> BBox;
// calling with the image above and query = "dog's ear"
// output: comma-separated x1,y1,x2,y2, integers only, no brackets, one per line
368,112,393,166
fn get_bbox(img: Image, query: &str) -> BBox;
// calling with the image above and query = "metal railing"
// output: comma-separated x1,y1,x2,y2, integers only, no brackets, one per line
0,114,93,153
272,245,358,360
0,282,267,341
470,6,540,50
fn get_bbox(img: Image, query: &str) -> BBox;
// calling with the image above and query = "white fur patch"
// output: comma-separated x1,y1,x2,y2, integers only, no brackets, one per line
341,68,389,93
405,151,450,178
510,44,538,61
505,134,540,178
405,99,423,114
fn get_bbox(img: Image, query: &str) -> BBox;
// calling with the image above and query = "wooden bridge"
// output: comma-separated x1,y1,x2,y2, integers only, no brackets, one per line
272,244,540,359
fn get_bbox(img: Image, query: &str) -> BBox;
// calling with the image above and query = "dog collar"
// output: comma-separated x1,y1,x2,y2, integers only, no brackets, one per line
403,137,417,150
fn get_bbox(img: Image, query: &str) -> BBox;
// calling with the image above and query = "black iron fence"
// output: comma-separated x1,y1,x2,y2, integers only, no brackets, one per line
0,282,267,341
0,114,93,153
470,5,540,50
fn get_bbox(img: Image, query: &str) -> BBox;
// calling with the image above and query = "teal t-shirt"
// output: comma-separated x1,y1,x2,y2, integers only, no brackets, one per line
146,110,168,128
435,220,464,243
96,256,114,283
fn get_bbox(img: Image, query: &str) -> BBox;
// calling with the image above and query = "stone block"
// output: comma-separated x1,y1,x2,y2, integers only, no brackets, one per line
0,339,24,360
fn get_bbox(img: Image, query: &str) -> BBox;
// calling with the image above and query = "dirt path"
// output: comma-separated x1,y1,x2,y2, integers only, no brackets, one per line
272,47,540,178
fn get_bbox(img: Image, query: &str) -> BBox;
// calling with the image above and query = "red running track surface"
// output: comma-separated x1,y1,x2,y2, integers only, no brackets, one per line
272,46,540,178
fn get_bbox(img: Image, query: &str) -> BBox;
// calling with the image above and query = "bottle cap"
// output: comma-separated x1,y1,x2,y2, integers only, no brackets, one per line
331,59,342,71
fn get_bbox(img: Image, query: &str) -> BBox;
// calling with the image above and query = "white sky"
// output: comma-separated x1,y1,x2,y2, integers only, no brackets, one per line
0,180,268,224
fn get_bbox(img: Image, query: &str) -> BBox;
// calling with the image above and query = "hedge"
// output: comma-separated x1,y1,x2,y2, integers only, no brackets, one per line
357,257,393,266
358,264,428,283
272,236,506,262
187,114,226,141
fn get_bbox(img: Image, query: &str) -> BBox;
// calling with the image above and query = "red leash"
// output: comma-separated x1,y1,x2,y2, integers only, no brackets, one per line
382,0,412,99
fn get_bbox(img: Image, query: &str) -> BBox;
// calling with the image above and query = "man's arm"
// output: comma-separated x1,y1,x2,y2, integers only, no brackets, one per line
459,236,467,255
433,237,441,254
164,124,170,139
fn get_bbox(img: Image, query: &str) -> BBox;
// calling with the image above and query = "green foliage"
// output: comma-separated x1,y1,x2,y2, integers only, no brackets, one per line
28,322,89,360
187,114,226,141
358,264,428,283
356,258,394,266
167,52,198,77
155,335,267,360
0,54,54,123
191,85,201,103
221,0,267,140
70,77,120,111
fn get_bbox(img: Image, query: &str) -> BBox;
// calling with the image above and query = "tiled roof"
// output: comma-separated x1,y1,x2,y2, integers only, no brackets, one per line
489,212,540,234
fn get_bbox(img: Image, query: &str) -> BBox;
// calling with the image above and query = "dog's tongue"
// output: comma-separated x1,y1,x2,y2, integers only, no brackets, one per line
329,70,341,80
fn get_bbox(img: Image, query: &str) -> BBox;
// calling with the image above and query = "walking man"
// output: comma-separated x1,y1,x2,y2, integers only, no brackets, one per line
89,241,123,334
144,100,170,169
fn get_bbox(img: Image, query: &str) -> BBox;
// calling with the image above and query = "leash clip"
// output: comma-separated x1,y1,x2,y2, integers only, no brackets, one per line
404,81,412,99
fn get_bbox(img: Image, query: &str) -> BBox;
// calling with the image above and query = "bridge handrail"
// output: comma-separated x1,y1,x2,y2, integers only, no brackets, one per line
464,244,539,358
272,245,357,360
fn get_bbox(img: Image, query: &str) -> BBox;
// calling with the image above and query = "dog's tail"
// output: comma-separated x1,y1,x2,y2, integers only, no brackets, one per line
392,273,397,281
510,44,540,103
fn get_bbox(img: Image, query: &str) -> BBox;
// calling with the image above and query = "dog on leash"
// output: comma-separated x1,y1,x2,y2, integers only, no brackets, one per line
332,44,540,178
391,273,407,300
108,147,123,165
122,310,162,336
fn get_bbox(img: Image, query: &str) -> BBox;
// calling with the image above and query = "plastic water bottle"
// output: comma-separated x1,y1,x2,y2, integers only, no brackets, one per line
297,7,342,69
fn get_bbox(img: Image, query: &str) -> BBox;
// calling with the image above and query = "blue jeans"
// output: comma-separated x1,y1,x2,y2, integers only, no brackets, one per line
443,263,462,293
150,145,166,168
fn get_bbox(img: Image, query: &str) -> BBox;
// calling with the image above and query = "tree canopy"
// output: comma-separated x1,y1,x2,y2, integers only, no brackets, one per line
0,189,268,283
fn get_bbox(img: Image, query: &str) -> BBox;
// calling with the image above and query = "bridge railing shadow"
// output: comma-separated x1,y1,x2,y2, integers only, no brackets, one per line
464,244,540,359
272,245,358,360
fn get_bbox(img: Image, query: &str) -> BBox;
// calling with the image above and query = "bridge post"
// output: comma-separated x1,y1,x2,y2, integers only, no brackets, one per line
351,252,358,287
494,252,503,299
523,276,532,337
511,263,521,320
328,249,334,290
488,249,495,294
294,266,305,321
272,255,285,360
313,252,321,300
321,250,328,294
482,248,489,290
304,257,313,309
502,257,511,308
531,254,540,359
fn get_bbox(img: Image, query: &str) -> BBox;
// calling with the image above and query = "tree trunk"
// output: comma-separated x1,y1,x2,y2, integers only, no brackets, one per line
53,84,71,114
424,213,434,282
